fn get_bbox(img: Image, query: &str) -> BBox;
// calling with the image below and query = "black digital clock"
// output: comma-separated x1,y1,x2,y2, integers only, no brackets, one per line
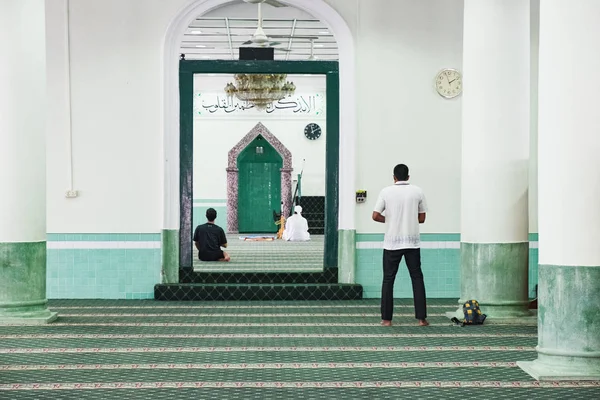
304,123,322,140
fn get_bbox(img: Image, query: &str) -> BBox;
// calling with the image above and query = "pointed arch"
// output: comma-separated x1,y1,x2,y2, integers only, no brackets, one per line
226,122,292,232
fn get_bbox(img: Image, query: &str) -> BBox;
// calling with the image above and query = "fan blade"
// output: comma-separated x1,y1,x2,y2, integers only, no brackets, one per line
180,44,218,49
268,35,319,40
264,0,287,7
241,40,254,45
268,41,282,46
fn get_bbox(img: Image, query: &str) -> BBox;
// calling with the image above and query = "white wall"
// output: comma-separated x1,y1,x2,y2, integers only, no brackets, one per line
350,0,465,233
193,74,326,199
203,1,315,19
45,0,539,235
45,0,188,233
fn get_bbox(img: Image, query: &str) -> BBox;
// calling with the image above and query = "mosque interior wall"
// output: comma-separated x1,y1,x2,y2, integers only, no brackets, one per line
192,74,327,230
43,0,539,299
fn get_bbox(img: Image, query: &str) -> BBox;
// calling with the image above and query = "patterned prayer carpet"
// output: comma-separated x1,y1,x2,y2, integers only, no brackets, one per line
193,234,324,272
1,299,599,399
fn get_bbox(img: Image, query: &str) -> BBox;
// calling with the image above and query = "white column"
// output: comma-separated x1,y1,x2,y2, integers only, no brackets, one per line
0,0,47,241
0,0,56,323
518,0,600,380
457,0,531,319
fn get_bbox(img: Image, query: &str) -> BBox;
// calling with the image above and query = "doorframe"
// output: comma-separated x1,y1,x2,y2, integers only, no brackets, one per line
227,123,292,233
179,60,340,271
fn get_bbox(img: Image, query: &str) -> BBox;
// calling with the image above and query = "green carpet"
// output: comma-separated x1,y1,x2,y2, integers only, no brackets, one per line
193,234,324,272
1,299,599,399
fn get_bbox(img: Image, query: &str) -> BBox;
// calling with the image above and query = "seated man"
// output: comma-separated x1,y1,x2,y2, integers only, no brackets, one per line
282,205,311,241
193,208,230,262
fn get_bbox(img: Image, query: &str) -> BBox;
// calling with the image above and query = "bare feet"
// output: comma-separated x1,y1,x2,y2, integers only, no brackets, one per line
418,319,429,326
381,320,392,327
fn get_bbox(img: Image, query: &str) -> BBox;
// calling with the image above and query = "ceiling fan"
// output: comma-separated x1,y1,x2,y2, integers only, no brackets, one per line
240,0,317,52
307,39,317,60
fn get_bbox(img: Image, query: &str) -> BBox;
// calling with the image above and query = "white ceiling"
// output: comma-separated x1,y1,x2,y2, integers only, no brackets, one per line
180,2,339,61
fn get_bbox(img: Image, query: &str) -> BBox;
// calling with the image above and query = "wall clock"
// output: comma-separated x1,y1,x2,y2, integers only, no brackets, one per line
435,68,462,99
304,123,322,140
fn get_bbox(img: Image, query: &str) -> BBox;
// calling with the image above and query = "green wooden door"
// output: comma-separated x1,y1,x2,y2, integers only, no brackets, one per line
237,136,282,233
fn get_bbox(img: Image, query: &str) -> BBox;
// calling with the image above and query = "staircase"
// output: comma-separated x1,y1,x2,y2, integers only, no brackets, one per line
154,194,359,301
298,196,324,235
155,268,363,301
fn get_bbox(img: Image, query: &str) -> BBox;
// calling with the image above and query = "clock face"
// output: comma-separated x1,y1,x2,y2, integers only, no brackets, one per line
435,69,462,98
304,123,322,140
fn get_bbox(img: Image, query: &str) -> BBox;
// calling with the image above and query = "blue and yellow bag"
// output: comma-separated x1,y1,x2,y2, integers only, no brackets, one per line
462,300,486,325
451,299,487,326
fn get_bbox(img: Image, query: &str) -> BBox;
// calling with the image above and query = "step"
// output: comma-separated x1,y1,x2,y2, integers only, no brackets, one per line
299,196,325,203
298,208,324,214
304,215,324,221
297,197,325,213
180,268,338,284
154,283,363,301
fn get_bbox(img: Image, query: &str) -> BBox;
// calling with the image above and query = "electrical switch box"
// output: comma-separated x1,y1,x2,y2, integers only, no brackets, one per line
356,190,367,203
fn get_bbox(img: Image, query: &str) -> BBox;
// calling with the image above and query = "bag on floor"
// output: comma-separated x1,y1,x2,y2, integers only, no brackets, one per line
451,299,487,327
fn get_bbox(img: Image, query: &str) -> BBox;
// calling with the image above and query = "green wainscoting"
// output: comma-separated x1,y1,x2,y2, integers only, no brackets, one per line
44,232,539,300
46,234,161,299
356,248,460,299
355,233,539,299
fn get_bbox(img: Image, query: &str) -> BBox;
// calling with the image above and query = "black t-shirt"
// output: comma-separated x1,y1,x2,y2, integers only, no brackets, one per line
193,223,227,256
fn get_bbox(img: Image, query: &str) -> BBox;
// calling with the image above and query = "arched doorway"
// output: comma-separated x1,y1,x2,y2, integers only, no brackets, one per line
226,122,293,233
162,0,357,283
237,136,282,233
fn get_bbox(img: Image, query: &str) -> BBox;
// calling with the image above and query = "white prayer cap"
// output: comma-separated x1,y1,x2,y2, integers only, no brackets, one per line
294,205,303,214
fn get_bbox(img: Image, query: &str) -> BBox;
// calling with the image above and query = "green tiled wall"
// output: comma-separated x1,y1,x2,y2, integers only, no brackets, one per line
46,249,160,299
357,248,461,299
46,233,160,299
45,231,539,300
356,233,539,299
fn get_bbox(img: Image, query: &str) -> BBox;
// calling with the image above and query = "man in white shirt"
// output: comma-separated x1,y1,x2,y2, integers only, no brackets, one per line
372,164,429,327
283,205,311,241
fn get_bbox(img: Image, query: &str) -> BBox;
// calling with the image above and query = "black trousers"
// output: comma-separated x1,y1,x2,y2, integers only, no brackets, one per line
381,248,427,321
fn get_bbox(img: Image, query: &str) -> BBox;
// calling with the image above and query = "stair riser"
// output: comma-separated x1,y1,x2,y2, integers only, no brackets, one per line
155,284,363,301
180,268,338,284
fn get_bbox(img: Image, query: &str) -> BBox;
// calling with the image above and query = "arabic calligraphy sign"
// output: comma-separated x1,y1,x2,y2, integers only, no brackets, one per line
194,92,326,117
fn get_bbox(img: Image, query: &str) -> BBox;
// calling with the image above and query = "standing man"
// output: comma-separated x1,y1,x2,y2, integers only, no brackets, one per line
193,208,230,262
372,164,428,327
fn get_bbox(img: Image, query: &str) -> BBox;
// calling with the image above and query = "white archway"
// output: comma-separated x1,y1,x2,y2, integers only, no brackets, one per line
162,0,357,282
162,0,356,232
